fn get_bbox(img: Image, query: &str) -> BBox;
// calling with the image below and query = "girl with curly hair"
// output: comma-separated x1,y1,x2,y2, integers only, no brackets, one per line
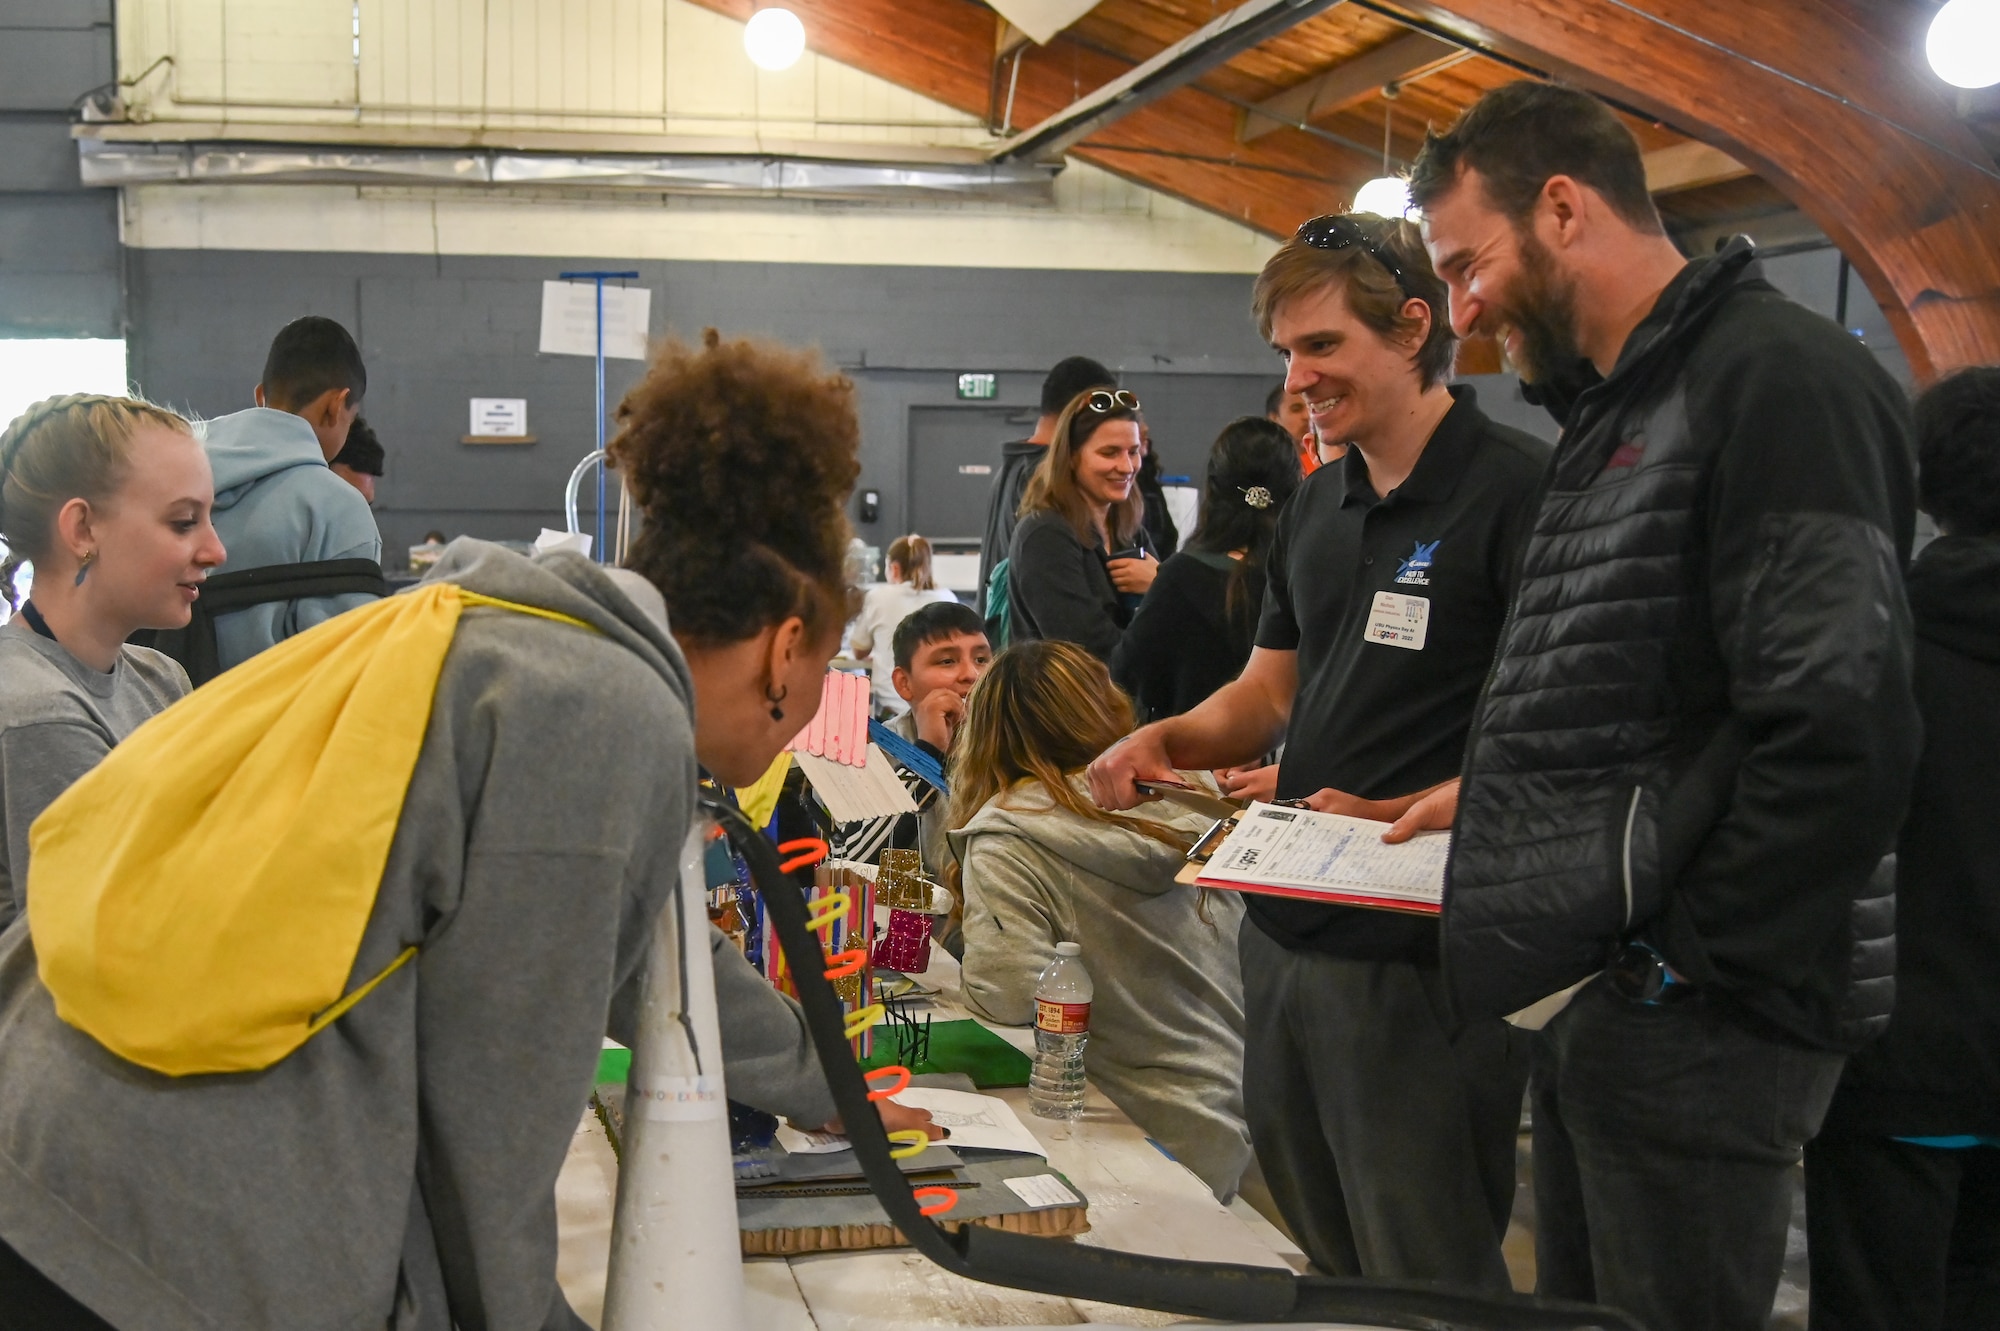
0,332,933,1329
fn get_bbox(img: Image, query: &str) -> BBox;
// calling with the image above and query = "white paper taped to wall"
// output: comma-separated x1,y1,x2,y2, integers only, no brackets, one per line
538,280,652,360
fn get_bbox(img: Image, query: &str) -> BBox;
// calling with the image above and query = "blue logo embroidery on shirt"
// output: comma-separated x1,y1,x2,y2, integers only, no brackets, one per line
1394,540,1439,586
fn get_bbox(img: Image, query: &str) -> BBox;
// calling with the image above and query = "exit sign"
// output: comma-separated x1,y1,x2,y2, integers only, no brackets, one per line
956,372,997,400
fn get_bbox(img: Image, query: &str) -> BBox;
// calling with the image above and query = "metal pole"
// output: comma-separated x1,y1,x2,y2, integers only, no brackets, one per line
560,270,639,563
594,276,607,563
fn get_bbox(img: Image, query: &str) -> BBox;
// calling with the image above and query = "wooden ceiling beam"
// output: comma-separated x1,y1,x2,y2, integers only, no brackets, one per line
1393,0,2000,378
1642,141,1750,194
991,0,1348,163
1239,31,1466,142
682,0,1366,235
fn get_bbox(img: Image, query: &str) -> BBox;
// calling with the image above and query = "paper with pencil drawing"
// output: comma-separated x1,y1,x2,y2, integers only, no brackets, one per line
776,1086,1047,1159
886,1087,1046,1158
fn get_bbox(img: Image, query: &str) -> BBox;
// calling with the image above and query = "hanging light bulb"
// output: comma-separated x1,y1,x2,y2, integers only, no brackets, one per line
1352,176,1414,219
744,7,806,72
1928,0,2000,89
1351,99,1414,220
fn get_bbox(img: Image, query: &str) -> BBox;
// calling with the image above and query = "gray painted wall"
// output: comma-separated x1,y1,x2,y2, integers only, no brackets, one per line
122,238,1908,565
0,0,118,337
126,248,1289,559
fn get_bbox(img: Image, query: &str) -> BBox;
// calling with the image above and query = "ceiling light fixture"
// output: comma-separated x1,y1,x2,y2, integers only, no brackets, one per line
1352,100,1415,220
1927,0,2000,89
1353,176,1414,219
744,7,806,72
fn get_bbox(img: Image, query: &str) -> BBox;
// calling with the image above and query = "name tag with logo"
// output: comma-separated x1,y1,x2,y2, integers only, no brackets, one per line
1365,591,1429,650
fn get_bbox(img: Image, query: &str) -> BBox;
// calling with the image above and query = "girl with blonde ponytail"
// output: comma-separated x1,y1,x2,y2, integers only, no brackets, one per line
849,531,956,714
0,394,225,930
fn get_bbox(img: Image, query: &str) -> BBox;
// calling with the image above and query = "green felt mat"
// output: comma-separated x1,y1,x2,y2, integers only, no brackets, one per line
859,1018,1032,1089
596,1019,1031,1091
596,1046,631,1086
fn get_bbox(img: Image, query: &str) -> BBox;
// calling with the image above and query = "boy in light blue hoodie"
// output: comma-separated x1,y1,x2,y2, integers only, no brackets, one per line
199,316,383,673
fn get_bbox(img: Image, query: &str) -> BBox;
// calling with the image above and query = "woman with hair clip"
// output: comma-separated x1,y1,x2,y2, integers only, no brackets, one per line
1111,416,1300,721
1006,389,1160,662
0,331,931,1330
947,640,1251,1200
849,532,956,715
0,395,226,933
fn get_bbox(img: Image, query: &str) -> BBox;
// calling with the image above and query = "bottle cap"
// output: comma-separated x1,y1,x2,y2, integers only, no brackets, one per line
1055,941,1081,957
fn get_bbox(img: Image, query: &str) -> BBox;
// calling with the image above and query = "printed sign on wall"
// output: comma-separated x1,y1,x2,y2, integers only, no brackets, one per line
469,398,528,437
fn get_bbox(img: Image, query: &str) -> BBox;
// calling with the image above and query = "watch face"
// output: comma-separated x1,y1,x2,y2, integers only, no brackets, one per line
1607,945,1667,1002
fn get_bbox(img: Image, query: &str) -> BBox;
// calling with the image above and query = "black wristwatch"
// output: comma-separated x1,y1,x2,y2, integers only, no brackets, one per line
1606,940,1691,1005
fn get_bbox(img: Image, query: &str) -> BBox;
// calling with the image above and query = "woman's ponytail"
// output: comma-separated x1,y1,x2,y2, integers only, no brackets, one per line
887,533,934,591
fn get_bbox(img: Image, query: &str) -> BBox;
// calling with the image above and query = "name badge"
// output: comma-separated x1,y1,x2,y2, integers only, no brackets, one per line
1365,591,1429,650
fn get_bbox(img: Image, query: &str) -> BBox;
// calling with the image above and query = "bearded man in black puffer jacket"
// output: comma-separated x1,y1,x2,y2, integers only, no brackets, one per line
1409,84,1920,1331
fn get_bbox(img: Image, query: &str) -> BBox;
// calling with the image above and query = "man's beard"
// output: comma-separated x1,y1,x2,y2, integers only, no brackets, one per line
1490,229,1584,385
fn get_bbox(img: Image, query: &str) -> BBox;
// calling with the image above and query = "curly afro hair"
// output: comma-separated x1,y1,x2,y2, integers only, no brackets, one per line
1914,366,2000,538
610,329,861,644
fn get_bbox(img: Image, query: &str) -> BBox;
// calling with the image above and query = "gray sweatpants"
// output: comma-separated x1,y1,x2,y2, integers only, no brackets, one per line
1239,921,1528,1287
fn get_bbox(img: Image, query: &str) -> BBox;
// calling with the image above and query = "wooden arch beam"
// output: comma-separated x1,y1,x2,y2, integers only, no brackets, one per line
682,0,1359,234
1399,0,2000,379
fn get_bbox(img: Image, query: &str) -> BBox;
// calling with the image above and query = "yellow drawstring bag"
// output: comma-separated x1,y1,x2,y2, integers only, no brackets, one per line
27,582,592,1076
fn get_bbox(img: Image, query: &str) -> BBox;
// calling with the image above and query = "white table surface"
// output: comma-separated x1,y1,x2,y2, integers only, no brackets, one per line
555,953,1319,1330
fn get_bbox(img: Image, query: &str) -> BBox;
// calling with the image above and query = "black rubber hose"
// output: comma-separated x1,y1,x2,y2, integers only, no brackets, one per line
704,797,1642,1331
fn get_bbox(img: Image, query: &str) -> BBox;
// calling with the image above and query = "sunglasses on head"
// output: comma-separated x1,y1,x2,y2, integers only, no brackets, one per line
1296,214,1414,296
1080,389,1141,415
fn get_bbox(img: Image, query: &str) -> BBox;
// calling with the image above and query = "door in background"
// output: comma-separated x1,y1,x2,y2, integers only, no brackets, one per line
906,404,1038,543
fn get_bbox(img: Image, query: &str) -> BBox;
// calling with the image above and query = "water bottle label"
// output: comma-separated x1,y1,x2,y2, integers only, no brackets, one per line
1035,999,1090,1035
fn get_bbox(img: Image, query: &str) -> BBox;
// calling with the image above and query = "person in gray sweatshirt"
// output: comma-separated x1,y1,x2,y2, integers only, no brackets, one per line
0,332,930,1330
0,395,225,933
199,316,383,673
946,641,1251,1201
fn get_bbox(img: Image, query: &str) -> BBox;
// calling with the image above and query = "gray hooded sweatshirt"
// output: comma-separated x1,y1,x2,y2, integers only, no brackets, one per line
201,407,384,673
0,540,831,1331
949,783,1251,1199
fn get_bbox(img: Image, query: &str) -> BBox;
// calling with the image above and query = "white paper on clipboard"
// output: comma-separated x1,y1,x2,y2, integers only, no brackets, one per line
1196,802,1449,913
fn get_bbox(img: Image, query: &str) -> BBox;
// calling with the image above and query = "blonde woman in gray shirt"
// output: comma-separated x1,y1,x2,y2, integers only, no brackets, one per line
947,639,1251,1200
0,394,225,930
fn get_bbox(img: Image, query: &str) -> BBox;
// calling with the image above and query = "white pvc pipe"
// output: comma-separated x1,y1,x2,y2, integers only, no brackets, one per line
602,824,747,1331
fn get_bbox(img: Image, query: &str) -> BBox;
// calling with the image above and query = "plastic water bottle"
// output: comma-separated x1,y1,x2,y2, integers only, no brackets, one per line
1029,941,1092,1120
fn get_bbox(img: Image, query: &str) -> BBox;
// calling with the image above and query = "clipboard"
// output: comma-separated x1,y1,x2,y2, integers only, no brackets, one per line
1173,803,1446,917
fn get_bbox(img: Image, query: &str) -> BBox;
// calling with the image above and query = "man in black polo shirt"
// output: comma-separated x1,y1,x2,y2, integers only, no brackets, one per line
1090,215,1547,1286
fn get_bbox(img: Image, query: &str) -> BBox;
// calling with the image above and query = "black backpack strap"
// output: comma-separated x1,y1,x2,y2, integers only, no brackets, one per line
133,558,389,686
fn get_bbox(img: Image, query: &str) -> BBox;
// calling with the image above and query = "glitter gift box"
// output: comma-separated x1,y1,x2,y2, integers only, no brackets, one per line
872,907,933,974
